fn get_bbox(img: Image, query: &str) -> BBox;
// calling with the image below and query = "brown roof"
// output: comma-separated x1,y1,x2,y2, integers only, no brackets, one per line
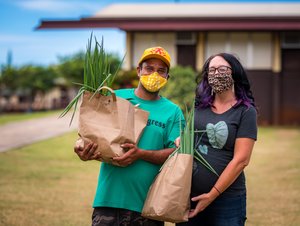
36,3,300,31
36,17,300,31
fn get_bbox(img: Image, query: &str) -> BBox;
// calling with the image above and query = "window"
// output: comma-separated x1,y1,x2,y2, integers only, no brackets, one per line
176,32,196,45
206,32,272,69
282,32,300,49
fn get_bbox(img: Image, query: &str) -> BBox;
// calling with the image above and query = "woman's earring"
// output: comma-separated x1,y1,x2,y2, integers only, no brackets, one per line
211,89,214,96
232,83,235,93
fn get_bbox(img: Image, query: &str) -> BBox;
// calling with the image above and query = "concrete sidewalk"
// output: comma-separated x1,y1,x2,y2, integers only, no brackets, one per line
0,113,78,152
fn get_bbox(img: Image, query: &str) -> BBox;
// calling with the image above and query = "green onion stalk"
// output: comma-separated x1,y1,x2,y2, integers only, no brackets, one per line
194,132,219,177
161,102,219,177
59,33,123,125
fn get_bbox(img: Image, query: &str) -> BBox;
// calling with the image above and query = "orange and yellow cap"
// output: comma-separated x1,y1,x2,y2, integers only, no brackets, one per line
138,46,171,68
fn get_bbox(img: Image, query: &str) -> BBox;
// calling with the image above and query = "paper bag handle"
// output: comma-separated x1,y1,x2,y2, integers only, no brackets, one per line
96,86,117,102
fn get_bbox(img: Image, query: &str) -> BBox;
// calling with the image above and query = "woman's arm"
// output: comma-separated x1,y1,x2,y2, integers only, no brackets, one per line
188,137,255,218
214,137,255,192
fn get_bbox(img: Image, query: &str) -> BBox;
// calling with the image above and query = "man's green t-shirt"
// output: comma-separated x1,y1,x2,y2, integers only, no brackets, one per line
93,88,184,213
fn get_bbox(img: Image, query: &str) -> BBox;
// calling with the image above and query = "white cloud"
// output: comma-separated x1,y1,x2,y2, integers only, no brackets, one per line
15,0,100,13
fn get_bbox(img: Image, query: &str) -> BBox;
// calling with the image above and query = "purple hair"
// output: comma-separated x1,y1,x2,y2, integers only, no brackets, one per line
195,53,256,110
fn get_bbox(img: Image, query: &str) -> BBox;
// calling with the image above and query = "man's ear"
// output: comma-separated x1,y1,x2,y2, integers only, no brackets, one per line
136,66,141,77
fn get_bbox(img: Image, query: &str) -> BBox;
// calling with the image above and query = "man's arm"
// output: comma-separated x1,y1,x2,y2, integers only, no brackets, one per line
113,143,175,166
74,141,175,166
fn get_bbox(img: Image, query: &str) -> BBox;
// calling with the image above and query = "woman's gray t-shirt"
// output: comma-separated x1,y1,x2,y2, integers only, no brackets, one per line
192,104,257,197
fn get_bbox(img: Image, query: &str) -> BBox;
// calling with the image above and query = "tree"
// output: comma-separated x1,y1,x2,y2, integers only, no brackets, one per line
160,66,197,110
0,64,58,111
56,52,85,85
56,51,122,86
0,47,123,112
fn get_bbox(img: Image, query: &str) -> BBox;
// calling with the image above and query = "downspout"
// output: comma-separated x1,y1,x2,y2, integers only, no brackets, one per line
124,32,132,71
196,32,205,72
272,32,281,125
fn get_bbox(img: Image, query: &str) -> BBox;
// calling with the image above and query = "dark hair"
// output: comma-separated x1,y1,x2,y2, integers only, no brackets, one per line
195,53,256,109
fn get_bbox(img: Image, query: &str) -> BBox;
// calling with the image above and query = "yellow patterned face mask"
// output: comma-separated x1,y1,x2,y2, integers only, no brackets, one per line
140,72,167,92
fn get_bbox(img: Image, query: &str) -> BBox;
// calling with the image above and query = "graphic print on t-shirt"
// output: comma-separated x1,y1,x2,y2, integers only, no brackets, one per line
196,121,229,155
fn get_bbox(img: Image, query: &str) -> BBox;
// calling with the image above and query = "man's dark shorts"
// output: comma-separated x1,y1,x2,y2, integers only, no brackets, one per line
92,207,164,226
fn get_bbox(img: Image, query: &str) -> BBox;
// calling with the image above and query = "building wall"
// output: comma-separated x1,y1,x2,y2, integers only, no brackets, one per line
129,31,273,70
205,32,272,69
127,30,300,125
204,32,276,125
132,32,176,67
281,48,300,125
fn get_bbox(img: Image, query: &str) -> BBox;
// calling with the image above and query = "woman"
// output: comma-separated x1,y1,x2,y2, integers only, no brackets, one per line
177,53,257,226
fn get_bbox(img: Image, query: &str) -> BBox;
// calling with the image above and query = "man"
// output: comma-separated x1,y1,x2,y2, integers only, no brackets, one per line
75,46,185,226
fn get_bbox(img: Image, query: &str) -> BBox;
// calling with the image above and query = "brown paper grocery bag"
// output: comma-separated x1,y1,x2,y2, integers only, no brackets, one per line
77,87,149,165
142,153,193,223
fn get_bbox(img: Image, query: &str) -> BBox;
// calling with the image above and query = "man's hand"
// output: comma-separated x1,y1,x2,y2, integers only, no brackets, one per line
175,137,181,148
74,142,102,161
112,143,141,167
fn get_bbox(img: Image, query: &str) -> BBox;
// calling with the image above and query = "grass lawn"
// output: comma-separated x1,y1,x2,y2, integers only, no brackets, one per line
0,132,99,226
0,127,299,226
246,127,300,226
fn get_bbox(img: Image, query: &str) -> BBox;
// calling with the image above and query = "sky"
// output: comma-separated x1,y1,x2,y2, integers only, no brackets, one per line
0,0,296,67
0,0,125,67
0,0,197,67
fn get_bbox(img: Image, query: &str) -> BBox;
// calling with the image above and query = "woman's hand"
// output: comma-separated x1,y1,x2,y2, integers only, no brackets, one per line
188,192,216,218
188,187,220,218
